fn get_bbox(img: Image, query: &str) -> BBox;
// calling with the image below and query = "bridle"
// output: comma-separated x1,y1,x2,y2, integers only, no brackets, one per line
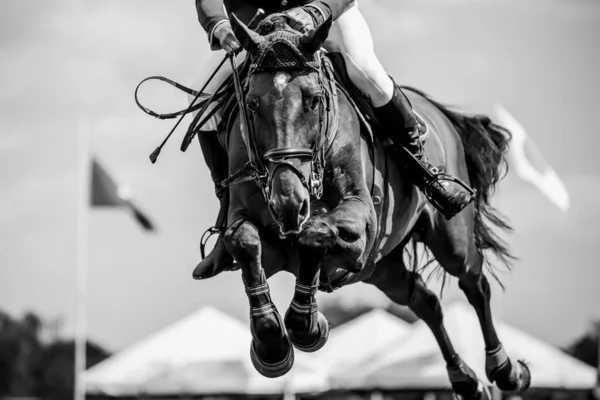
222,22,339,203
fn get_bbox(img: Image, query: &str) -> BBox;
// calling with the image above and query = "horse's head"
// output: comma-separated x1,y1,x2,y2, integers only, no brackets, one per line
231,14,333,236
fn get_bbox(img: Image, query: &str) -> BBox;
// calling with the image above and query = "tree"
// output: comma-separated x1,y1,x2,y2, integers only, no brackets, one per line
0,309,111,399
37,340,110,400
0,311,43,397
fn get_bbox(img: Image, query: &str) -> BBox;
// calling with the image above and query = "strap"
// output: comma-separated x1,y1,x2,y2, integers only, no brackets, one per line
290,299,318,315
245,282,270,297
321,57,341,155
135,75,220,120
180,91,229,152
222,161,267,188
291,279,319,314
485,344,509,381
145,56,229,164
264,147,313,160
246,282,277,318
250,303,278,318
294,282,318,296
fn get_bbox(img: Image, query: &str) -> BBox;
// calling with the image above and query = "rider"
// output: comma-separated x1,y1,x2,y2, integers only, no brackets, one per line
192,0,474,279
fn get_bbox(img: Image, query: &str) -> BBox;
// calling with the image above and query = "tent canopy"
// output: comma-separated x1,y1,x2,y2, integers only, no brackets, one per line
84,307,327,396
332,302,596,390
298,309,410,375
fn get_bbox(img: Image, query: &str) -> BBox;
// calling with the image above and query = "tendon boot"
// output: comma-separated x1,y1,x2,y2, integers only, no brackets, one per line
193,130,238,280
374,86,475,220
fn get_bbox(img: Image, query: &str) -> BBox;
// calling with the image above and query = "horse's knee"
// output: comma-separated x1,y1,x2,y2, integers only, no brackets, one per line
298,217,337,250
223,219,260,262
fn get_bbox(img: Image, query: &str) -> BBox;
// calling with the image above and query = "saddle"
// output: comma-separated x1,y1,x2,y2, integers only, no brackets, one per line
326,52,428,145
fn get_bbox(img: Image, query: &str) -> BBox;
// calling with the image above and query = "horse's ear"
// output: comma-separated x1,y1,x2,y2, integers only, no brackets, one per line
230,13,264,54
300,16,333,54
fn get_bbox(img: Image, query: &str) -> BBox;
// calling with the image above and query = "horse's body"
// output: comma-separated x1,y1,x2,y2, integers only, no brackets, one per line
230,88,468,286
214,14,530,400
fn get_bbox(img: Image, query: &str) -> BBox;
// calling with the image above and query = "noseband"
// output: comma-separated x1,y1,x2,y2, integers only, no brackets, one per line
222,23,339,202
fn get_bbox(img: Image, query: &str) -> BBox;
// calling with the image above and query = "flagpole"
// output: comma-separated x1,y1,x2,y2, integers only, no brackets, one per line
75,116,91,400
595,322,600,400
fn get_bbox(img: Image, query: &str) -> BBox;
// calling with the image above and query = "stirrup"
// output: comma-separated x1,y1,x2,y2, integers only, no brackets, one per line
200,226,222,259
423,167,476,220
399,147,477,220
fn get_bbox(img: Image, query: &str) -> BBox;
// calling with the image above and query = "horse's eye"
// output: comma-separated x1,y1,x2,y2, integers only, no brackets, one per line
310,94,322,110
246,96,259,112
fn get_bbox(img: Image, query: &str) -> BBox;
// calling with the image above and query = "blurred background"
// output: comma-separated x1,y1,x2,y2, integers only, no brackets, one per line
0,0,599,399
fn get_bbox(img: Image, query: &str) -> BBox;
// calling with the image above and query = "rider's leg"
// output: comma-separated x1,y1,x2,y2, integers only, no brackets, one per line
189,51,240,279
323,3,474,219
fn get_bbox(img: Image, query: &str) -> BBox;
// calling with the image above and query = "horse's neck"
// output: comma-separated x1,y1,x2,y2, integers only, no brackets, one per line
323,94,373,200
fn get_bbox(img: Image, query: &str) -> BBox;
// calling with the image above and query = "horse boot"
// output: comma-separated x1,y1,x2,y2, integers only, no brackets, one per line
374,86,476,220
193,130,238,280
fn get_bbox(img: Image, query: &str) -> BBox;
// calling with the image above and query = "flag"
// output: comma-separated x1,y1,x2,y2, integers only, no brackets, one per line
91,158,156,231
494,104,570,213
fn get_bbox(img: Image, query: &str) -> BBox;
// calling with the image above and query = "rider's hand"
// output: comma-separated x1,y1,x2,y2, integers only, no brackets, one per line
285,7,316,33
213,21,241,55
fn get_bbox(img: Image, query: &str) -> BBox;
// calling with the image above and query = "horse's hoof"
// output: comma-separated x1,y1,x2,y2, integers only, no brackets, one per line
504,360,531,393
517,360,532,391
490,358,531,393
452,380,491,400
250,339,294,378
288,312,330,353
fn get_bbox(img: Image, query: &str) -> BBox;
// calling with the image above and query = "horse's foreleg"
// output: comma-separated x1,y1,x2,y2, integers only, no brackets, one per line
285,196,376,352
283,214,335,352
223,219,294,377
367,249,490,400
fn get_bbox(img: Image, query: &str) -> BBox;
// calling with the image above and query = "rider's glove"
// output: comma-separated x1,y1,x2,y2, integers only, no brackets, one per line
284,6,325,33
213,21,242,55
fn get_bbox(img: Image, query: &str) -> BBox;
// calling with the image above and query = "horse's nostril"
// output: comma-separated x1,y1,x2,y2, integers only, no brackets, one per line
268,200,279,219
298,198,309,225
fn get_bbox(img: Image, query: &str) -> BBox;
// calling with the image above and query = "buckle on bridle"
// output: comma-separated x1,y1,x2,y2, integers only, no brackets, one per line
310,170,323,199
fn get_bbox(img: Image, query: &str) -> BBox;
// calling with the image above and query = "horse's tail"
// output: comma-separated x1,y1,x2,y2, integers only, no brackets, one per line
403,87,515,286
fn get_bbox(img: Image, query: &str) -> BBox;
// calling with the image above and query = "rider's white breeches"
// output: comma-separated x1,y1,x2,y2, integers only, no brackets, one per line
322,2,394,107
189,1,394,130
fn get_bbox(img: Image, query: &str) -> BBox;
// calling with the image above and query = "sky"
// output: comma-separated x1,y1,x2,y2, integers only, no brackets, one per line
0,0,599,353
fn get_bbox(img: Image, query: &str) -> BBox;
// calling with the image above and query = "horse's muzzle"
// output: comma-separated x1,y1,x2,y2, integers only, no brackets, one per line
268,196,309,237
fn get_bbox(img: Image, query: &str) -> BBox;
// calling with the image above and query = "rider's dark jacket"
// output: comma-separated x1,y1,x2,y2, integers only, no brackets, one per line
196,0,354,49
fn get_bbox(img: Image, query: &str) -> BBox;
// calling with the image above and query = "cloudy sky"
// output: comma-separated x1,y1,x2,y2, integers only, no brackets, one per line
1,0,599,353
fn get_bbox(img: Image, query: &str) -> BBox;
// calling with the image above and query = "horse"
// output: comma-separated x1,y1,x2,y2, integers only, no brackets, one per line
215,13,530,400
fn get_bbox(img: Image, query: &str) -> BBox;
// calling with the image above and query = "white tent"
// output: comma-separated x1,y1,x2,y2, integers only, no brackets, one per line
297,309,410,376
331,302,596,390
85,306,327,397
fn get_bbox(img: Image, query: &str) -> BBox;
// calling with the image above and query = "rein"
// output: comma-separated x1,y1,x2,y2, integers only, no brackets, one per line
136,9,266,164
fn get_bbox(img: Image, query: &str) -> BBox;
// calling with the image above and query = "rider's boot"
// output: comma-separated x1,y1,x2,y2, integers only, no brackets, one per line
374,85,475,220
193,130,238,280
